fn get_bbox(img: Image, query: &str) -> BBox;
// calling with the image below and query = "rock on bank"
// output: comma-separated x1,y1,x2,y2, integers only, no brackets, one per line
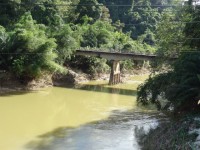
0,69,89,94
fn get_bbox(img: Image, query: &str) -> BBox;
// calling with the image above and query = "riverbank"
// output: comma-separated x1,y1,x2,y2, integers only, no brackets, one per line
139,114,200,150
0,71,53,95
0,68,150,95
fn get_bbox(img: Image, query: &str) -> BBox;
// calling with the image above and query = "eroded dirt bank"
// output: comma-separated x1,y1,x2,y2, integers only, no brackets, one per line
0,68,150,95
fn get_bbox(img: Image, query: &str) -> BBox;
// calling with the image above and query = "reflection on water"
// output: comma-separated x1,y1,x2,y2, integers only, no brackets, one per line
74,84,137,96
26,111,164,150
0,75,161,150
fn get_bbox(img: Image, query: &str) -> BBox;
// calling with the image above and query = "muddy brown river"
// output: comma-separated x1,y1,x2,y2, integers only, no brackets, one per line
0,75,163,150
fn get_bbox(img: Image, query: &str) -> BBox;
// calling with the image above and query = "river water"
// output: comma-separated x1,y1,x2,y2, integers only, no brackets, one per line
0,75,163,150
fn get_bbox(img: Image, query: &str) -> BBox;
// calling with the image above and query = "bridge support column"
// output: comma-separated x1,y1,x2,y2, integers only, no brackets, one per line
109,60,121,85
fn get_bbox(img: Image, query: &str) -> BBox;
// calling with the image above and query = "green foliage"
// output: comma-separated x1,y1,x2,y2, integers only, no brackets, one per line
53,24,79,65
79,20,146,52
75,0,102,24
0,0,159,80
0,0,23,26
137,52,200,112
98,0,161,43
138,29,156,46
120,60,135,71
137,72,172,109
137,1,200,113
155,8,187,58
73,17,156,75
81,25,98,47
0,26,7,48
184,2,200,50
30,1,63,26
68,21,113,75
0,0,73,27
68,56,109,75
126,4,160,42
80,20,115,48
98,0,133,22
4,13,65,81
0,26,10,69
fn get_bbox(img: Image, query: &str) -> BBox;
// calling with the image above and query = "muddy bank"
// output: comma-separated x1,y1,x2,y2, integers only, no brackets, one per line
51,67,150,86
0,71,53,95
52,69,90,86
0,68,149,94
0,69,91,94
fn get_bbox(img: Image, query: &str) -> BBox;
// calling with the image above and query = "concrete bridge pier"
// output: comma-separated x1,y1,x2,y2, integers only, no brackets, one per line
109,60,121,85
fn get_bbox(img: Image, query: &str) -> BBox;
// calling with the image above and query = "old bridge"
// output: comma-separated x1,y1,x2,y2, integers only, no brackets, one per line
75,50,174,85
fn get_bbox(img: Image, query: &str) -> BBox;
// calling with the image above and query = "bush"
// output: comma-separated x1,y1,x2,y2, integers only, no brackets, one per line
3,13,66,81
137,52,200,113
139,117,198,150
68,55,109,75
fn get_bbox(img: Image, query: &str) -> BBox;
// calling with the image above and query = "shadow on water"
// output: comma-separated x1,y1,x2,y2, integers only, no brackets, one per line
25,127,76,150
25,110,167,150
65,84,138,97
0,83,137,97
0,90,37,97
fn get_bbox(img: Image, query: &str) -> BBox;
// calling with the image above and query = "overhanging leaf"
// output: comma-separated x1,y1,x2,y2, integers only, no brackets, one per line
197,74,200,82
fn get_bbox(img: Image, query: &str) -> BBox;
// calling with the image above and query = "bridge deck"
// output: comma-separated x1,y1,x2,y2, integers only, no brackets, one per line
76,50,158,61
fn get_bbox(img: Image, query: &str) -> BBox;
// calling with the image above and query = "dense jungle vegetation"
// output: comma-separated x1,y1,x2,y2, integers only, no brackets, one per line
0,0,200,113
0,0,166,80
137,0,200,114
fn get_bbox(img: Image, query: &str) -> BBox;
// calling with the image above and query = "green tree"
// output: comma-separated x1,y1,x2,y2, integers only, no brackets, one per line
30,2,63,26
125,2,161,42
75,0,102,24
0,26,11,69
184,1,200,50
137,52,200,112
6,13,65,81
69,55,109,75
137,3,200,113
155,8,186,58
53,24,79,65
80,20,114,48
0,0,73,27
98,0,161,42
0,0,24,26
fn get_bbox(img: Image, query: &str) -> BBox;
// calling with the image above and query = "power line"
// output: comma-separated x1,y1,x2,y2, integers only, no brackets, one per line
0,3,195,7
123,21,200,26
0,37,199,44
1,49,200,55
0,2,199,14
0,53,52,55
